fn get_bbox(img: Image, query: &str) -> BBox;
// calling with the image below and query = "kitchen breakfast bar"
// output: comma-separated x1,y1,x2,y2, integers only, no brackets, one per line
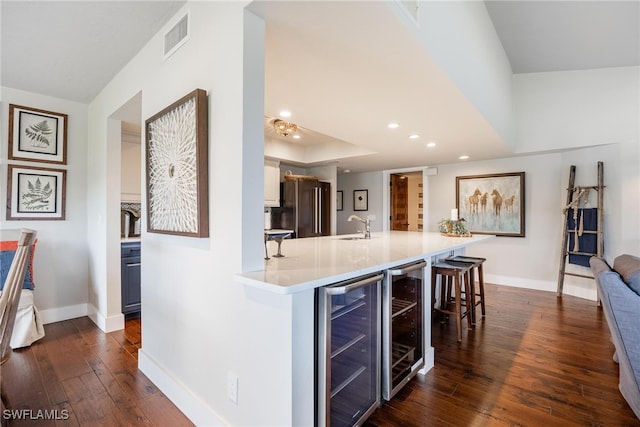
235,231,493,426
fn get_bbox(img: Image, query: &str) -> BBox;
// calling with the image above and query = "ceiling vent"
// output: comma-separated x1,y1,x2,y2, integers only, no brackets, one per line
164,12,189,60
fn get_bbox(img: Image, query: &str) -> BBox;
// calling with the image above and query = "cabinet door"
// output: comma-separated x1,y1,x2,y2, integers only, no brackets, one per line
121,255,141,314
264,159,281,207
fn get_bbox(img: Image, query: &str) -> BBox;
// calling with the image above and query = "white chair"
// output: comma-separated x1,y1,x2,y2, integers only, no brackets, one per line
1,228,37,364
0,229,36,419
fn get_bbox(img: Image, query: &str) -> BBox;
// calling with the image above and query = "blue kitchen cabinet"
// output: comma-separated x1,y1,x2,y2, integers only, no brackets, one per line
121,242,141,314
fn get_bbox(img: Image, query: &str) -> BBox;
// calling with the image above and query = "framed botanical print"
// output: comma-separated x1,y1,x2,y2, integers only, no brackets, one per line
145,89,209,237
456,172,525,237
6,164,66,220
8,104,68,164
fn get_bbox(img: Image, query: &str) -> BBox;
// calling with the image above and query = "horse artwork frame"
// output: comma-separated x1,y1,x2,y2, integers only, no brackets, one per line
456,172,525,237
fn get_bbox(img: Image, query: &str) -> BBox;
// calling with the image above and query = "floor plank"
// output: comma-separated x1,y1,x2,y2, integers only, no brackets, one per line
2,315,191,427
365,284,640,426
3,284,638,426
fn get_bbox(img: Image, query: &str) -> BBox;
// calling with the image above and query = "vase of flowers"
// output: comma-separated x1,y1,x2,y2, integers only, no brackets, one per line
438,218,471,237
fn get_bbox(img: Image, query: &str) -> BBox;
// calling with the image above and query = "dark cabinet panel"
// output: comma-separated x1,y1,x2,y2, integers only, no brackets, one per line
121,242,141,314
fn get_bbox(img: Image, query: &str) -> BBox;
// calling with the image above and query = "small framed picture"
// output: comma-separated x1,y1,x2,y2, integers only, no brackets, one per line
337,191,343,211
7,164,66,220
353,189,368,211
8,104,68,165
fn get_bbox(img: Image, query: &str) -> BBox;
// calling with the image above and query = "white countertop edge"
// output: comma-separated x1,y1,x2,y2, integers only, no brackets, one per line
235,256,430,295
235,233,495,294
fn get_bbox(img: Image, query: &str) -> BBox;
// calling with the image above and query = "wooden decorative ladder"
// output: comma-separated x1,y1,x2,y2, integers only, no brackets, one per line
557,161,604,297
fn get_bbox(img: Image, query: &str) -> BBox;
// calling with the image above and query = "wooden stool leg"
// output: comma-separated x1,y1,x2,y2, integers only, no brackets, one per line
431,268,437,315
478,264,486,316
467,267,476,325
454,273,462,342
460,271,472,331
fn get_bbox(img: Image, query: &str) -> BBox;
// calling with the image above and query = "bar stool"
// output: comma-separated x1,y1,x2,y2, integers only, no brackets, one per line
431,260,474,342
446,255,486,325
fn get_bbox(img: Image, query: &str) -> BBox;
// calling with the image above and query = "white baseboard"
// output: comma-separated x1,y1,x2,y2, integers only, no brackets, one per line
485,274,598,301
39,303,88,325
87,303,124,332
38,303,126,332
420,346,435,375
138,349,225,426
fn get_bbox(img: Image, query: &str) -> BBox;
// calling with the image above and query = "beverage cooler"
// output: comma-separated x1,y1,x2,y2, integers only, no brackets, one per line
382,260,425,400
316,273,382,427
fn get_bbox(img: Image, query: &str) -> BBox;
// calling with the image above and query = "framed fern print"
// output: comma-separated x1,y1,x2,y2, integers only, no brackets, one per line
6,164,66,220
8,104,68,164
145,89,209,237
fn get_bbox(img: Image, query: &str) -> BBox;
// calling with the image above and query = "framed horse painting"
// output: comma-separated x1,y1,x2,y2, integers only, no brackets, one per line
456,172,525,237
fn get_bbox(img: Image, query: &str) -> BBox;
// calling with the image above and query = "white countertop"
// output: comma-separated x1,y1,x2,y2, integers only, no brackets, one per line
264,229,294,236
121,237,141,243
236,231,494,294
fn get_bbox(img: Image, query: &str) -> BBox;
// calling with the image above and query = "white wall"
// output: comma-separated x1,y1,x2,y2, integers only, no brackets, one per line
1,87,89,323
427,144,627,300
514,66,640,153
514,66,639,257
86,2,307,426
391,0,515,146
336,171,384,235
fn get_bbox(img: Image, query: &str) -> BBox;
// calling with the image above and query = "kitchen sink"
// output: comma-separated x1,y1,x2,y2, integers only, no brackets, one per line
335,236,367,240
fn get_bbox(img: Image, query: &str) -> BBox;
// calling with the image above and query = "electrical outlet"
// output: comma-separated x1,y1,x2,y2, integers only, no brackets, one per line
227,372,238,404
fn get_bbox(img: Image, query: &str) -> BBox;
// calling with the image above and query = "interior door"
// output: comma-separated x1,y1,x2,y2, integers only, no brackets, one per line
391,174,409,231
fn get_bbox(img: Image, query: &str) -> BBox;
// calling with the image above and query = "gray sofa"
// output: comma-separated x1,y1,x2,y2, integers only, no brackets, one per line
590,254,640,419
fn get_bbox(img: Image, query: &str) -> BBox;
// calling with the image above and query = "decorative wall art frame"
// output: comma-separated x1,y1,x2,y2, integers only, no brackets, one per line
336,191,343,211
145,89,209,237
456,172,525,237
6,164,66,220
8,104,68,164
353,189,368,211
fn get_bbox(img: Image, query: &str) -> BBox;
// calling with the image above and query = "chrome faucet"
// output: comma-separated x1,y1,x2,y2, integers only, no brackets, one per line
348,214,371,239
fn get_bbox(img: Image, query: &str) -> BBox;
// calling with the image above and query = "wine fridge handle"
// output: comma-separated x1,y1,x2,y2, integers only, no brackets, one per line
387,261,426,276
325,274,384,295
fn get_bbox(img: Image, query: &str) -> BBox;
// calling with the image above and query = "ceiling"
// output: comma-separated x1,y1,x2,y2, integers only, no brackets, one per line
2,1,638,173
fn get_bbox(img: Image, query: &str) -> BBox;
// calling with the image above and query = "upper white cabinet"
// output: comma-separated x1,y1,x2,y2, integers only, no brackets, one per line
121,134,142,202
264,159,281,207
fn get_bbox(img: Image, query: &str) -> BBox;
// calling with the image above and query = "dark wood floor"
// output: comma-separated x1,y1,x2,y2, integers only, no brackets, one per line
366,284,640,427
2,314,193,426
2,284,638,426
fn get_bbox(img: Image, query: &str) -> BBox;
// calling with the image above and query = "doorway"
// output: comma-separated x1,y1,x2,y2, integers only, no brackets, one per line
389,171,424,232
110,92,143,333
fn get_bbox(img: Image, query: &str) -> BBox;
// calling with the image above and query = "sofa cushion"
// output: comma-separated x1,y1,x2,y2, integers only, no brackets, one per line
0,239,37,291
614,254,640,295
589,257,612,278
597,270,624,346
605,271,640,418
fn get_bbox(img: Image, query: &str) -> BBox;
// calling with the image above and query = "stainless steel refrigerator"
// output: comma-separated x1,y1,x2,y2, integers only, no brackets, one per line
272,178,330,238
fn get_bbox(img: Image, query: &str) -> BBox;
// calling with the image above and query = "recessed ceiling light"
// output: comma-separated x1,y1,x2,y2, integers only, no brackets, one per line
409,134,420,139
426,142,436,148
279,110,291,118
387,122,399,129
292,134,301,139
344,169,351,173
459,155,470,160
